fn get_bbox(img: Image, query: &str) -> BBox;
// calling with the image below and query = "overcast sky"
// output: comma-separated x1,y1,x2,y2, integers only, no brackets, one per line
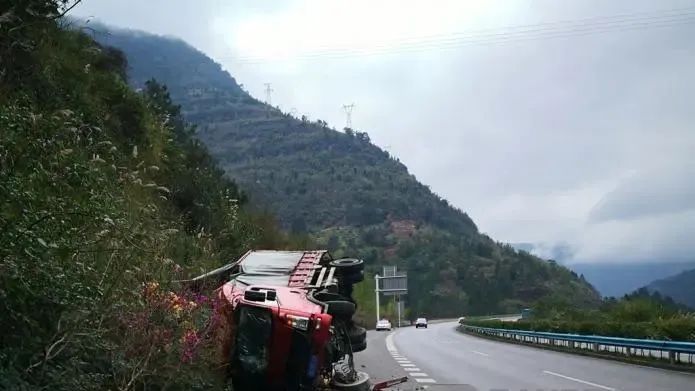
72,0,695,264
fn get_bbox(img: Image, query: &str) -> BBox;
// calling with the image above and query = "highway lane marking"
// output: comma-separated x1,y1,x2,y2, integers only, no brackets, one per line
471,350,489,357
383,331,438,384
385,333,397,352
542,370,616,391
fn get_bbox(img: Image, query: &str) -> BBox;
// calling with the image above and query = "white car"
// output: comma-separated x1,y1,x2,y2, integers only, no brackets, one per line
376,319,392,331
415,317,428,328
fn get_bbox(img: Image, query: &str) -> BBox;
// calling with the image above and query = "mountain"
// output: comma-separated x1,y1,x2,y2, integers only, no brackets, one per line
646,268,695,308
568,262,695,298
95,25,601,317
511,243,695,298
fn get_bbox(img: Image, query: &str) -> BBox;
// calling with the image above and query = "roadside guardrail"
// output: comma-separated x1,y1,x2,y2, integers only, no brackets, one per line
460,324,695,366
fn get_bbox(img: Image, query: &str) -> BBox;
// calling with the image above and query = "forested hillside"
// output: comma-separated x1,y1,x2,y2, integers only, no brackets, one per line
0,3,302,388
647,269,695,308
96,26,601,319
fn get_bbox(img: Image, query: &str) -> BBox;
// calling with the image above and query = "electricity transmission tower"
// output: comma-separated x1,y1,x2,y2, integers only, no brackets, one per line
264,83,274,105
342,103,355,128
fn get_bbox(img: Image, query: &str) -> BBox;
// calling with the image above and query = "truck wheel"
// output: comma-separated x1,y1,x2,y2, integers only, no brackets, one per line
351,338,367,353
348,326,367,344
325,300,356,319
340,270,364,284
333,371,371,391
329,258,364,274
313,291,347,303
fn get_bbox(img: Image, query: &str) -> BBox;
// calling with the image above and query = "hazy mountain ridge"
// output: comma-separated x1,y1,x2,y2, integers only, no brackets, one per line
96,26,601,316
512,242,695,298
570,261,695,298
646,268,695,308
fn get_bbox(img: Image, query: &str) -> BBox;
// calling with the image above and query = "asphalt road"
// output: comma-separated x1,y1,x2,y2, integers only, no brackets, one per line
355,321,695,391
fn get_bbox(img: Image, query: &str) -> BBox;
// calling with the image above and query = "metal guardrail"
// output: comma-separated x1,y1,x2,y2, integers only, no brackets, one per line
461,325,695,366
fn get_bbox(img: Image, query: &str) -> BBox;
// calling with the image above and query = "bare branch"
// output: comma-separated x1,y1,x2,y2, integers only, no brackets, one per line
52,0,83,20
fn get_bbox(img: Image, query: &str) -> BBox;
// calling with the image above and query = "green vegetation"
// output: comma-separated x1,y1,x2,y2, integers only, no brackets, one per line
0,2,303,388
464,288,695,341
96,25,601,321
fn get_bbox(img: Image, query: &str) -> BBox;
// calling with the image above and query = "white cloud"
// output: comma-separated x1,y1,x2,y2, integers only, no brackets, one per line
71,0,695,264
576,210,695,263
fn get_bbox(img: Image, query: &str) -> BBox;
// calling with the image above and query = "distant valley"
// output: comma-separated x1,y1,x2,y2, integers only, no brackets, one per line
568,261,695,298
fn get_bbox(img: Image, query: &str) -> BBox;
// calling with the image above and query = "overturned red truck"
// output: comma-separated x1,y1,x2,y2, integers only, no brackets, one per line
192,250,370,390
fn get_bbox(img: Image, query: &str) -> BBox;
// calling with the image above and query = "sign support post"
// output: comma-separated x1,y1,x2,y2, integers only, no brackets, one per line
375,266,407,327
397,296,402,327
375,274,381,323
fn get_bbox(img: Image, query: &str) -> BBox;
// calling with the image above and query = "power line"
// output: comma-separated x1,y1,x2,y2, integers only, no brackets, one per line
342,103,355,129
89,8,695,71
231,9,695,64
291,5,695,54
236,16,695,64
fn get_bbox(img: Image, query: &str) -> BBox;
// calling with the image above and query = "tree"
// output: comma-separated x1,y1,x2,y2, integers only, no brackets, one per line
356,131,371,143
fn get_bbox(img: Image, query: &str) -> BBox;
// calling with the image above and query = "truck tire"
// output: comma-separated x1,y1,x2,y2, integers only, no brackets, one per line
348,326,367,345
313,291,347,303
333,370,371,391
351,338,367,353
329,258,364,274
325,300,356,319
340,270,364,284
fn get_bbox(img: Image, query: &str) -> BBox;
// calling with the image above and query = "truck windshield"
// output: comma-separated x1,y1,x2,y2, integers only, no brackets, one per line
235,306,272,381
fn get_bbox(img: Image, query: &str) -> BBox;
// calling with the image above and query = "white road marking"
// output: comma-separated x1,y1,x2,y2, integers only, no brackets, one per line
471,350,489,357
543,370,616,391
385,333,397,351
384,330,437,384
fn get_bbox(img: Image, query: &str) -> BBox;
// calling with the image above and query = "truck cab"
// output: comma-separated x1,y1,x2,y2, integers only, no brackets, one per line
196,250,369,390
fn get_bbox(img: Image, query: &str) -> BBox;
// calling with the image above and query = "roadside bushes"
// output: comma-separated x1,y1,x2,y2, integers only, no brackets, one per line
463,316,695,341
0,2,298,388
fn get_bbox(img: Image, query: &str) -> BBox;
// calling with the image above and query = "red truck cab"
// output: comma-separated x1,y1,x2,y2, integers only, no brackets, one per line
198,250,369,390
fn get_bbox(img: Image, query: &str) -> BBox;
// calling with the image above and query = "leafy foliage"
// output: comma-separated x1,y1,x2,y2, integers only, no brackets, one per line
95,26,601,321
466,288,695,341
0,3,303,388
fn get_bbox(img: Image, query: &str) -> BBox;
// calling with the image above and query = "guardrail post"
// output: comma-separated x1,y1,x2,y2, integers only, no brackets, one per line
669,350,675,364
592,342,599,352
